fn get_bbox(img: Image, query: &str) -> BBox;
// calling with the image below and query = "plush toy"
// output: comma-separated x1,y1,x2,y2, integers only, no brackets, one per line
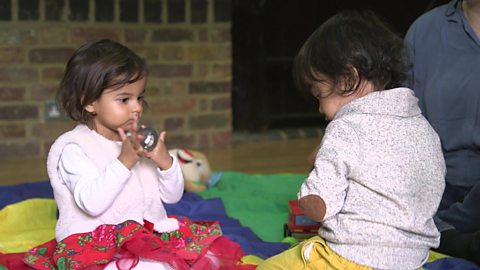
169,148,221,193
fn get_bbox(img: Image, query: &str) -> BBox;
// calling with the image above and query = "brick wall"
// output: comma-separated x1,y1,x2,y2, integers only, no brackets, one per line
0,0,232,160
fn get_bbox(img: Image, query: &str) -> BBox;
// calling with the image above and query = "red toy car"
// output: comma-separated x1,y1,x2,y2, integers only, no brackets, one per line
284,200,321,241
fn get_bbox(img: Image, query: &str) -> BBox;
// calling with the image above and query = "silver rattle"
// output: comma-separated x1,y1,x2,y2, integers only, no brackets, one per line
138,126,159,151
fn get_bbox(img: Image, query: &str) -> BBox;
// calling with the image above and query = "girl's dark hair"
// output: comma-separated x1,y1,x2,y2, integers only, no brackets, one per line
57,39,148,123
293,9,408,97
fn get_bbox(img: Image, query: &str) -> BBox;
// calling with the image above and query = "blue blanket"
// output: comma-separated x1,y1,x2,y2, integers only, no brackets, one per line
1,177,479,269
0,180,288,259
0,181,53,210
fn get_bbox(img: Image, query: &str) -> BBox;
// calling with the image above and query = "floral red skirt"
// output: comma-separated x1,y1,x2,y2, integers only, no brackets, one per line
2,216,254,270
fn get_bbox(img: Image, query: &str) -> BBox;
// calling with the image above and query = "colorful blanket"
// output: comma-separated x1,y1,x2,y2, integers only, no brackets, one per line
0,171,479,270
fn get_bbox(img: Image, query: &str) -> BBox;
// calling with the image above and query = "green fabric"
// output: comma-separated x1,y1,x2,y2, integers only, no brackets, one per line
199,171,306,242
199,171,450,263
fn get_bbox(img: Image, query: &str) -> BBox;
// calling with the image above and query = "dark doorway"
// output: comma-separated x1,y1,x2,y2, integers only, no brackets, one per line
232,0,448,132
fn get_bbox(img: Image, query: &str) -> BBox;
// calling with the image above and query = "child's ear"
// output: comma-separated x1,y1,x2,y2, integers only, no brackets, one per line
346,64,359,81
84,102,96,114
342,64,361,91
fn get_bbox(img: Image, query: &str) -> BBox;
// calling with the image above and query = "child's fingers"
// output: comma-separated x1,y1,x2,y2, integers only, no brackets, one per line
159,131,167,142
118,128,128,141
119,127,142,153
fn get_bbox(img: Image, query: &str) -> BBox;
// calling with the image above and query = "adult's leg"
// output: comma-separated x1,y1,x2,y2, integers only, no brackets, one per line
434,182,480,264
436,182,480,233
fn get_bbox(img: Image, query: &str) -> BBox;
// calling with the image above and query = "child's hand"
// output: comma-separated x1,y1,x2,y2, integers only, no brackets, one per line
117,121,145,170
144,131,173,170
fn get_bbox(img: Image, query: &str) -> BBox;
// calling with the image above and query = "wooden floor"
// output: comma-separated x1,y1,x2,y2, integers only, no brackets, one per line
0,138,320,185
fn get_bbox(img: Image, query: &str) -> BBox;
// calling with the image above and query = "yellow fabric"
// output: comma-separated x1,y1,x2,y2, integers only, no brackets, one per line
256,236,372,270
0,196,452,268
427,250,449,262
241,254,264,265
0,198,57,253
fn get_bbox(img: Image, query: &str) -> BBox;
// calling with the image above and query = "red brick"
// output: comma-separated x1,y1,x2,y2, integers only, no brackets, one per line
212,64,231,79
164,117,185,130
161,46,185,60
41,27,68,44
148,98,196,114
0,29,40,45
197,64,209,77
0,105,38,120
189,81,231,94
29,47,75,63
70,28,120,44
20,29,40,44
210,29,231,43
212,131,232,146
198,29,208,42
0,124,26,139
188,45,230,61
151,81,187,97
0,47,26,64
43,141,54,156
149,64,193,78
199,99,208,111
0,21,234,154
211,97,231,110
41,67,65,81
31,85,57,100
0,142,40,159
129,46,159,61
32,122,75,139
152,29,194,42
165,134,195,149
197,133,210,148
0,87,25,101
125,29,147,43
189,114,230,129
0,68,38,82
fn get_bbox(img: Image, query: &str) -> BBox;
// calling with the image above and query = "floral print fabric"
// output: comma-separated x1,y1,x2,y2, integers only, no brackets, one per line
22,216,244,270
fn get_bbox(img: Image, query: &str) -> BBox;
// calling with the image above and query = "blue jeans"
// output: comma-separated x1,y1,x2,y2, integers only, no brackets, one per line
434,181,480,233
